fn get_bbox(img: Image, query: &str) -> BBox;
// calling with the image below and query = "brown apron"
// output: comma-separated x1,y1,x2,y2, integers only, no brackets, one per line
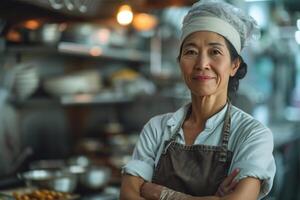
152,104,233,196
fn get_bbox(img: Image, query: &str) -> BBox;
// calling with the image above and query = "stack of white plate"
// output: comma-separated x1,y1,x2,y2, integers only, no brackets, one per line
43,70,102,97
12,63,39,100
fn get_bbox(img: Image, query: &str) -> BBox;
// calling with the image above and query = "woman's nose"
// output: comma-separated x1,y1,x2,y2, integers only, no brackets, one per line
194,54,210,70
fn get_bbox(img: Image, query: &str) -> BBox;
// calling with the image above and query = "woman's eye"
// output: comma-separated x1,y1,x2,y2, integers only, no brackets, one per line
184,50,198,55
211,49,221,55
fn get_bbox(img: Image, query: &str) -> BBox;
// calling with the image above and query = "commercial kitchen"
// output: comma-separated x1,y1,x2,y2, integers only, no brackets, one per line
0,0,299,199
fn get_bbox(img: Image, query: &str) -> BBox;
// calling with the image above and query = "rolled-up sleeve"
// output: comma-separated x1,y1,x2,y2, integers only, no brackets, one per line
230,124,276,199
122,118,160,181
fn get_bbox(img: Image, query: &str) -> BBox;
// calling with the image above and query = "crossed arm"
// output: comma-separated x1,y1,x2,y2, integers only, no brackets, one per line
120,170,261,200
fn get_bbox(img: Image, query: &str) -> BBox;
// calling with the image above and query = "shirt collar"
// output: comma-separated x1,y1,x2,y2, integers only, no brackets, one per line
166,102,190,128
167,102,229,133
205,103,228,131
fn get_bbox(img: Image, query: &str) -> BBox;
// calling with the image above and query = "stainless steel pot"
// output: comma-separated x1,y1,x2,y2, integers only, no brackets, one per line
29,159,66,170
81,165,111,190
63,165,111,190
18,169,77,193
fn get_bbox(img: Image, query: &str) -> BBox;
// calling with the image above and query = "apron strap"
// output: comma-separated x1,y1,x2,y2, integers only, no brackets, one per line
163,102,232,159
163,106,192,154
219,102,232,162
162,132,178,154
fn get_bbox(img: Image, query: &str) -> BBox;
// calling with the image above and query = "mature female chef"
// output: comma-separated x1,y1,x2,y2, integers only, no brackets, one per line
120,0,276,199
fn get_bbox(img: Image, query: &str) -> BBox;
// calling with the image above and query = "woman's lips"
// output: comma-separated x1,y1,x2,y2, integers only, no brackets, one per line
192,75,215,80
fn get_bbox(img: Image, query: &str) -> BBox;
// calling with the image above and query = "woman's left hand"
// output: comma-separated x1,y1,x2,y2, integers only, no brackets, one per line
140,182,164,200
140,169,240,199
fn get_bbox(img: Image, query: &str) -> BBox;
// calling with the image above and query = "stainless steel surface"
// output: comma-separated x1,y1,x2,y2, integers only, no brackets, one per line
57,42,149,62
43,69,102,97
14,0,99,17
27,24,62,45
80,166,111,190
0,192,16,200
29,159,66,170
68,156,90,167
64,159,111,190
18,169,77,193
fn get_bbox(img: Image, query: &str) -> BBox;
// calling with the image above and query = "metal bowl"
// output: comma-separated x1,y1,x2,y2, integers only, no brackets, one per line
81,165,111,190
68,155,91,167
29,159,66,170
63,165,111,190
18,169,77,193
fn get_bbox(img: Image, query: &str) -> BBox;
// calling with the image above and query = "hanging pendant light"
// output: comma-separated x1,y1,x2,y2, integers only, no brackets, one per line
117,4,134,26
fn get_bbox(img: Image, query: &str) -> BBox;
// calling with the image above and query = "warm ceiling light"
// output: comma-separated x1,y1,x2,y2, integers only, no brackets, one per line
117,4,133,26
7,30,22,42
23,20,41,30
133,13,158,31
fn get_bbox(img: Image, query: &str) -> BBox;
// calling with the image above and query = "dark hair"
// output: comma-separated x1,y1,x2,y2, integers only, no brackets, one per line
177,37,248,94
224,38,247,94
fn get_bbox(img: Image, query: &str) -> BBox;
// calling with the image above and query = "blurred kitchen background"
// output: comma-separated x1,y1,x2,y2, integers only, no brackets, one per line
0,0,299,199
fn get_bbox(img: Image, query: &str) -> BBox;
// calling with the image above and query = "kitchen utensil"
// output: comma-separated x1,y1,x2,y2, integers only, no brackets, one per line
29,159,66,170
11,63,39,100
68,155,90,167
63,165,111,190
27,23,63,45
80,165,111,190
61,23,112,46
74,138,108,155
43,70,102,97
18,169,77,193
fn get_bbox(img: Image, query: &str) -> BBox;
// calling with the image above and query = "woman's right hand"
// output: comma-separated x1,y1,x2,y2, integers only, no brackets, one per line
215,168,240,197
140,182,164,200
120,174,147,200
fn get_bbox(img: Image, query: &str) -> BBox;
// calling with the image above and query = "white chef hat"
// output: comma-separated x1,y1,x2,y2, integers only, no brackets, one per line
181,0,260,54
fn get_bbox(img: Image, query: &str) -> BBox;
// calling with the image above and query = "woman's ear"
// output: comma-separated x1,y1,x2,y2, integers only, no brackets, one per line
230,58,241,77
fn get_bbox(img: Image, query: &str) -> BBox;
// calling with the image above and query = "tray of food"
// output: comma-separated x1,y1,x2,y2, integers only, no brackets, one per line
0,188,79,200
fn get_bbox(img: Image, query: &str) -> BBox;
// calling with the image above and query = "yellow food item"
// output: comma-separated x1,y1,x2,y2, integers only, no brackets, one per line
12,189,72,200
110,68,140,81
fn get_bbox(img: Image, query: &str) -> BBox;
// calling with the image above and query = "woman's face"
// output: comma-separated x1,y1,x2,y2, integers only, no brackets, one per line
179,31,239,98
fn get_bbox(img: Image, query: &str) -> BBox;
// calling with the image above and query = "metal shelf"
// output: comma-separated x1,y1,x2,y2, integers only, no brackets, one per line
58,42,150,63
12,93,134,107
6,44,58,53
6,42,150,63
60,93,134,106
